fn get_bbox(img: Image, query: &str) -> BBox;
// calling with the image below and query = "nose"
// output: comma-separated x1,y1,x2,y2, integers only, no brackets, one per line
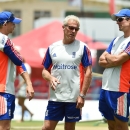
72,29,76,32
116,21,120,24
72,30,76,32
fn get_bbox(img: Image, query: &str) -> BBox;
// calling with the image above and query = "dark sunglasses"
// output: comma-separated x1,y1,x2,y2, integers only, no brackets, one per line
116,17,128,22
66,25,79,31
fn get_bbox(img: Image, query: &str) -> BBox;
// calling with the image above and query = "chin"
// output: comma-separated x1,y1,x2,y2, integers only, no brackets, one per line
119,28,122,31
70,36,75,39
70,38,75,42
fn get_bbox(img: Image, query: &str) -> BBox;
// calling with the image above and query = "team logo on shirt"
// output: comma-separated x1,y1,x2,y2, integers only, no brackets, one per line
120,44,125,49
72,52,76,58
1,36,5,45
52,53,56,57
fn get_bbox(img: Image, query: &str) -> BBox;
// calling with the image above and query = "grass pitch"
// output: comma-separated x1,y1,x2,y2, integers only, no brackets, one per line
11,120,108,130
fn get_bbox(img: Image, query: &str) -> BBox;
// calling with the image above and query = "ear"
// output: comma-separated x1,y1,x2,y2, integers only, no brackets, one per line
3,23,7,26
62,25,65,30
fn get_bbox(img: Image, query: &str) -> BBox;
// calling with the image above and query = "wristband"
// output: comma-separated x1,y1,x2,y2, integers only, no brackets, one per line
79,94,85,99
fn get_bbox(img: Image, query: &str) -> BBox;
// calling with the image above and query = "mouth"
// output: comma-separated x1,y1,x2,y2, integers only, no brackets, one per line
69,34,75,37
118,25,122,28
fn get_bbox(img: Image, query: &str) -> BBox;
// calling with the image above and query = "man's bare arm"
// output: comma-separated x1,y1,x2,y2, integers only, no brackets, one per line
21,72,34,101
98,51,109,68
42,68,60,90
105,51,130,67
80,65,92,95
76,65,92,109
99,50,130,68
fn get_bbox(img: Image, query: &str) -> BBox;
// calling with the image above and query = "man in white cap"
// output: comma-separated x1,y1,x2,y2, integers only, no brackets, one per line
0,11,34,130
99,9,130,130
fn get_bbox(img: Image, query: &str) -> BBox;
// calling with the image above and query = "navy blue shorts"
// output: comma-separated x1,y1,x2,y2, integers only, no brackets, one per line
0,93,15,120
99,89,130,122
44,101,81,122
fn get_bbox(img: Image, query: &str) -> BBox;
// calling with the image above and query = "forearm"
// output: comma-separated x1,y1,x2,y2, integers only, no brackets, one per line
20,69,34,100
99,59,108,68
99,51,109,68
106,53,118,63
105,53,124,67
99,53,121,68
21,72,32,86
105,62,118,68
81,75,92,95
99,59,116,68
42,69,52,82
80,66,92,95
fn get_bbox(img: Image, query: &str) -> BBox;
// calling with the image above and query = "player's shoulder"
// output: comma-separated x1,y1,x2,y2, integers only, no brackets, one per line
112,35,127,45
75,39,89,49
114,35,123,41
49,40,62,47
0,33,8,45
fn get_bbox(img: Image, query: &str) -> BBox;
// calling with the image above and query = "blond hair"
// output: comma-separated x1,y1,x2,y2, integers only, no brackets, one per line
63,15,80,26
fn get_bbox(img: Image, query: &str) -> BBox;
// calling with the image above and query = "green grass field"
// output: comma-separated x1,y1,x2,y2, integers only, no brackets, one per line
11,120,108,130
11,120,130,130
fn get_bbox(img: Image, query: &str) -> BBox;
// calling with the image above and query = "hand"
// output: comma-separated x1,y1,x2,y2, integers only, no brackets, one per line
26,84,34,101
49,76,60,91
119,51,124,54
76,96,85,109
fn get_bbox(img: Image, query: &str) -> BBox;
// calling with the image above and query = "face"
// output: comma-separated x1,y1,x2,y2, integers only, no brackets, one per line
63,19,79,43
116,17,130,32
4,22,15,35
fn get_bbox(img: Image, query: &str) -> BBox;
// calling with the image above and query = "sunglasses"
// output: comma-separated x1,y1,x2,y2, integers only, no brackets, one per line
116,17,128,22
65,25,79,31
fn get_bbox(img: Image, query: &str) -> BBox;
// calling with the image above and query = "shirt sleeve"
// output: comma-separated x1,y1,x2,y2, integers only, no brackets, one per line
106,38,116,53
24,63,31,74
16,63,27,75
81,45,92,67
3,38,23,66
42,48,52,71
124,42,130,55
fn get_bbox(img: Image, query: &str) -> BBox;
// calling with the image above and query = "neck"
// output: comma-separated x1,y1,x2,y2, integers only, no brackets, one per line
0,30,8,36
63,39,75,44
124,33,130,38
123,29,130,38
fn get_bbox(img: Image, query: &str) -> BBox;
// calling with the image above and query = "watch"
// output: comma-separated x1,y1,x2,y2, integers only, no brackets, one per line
79,94,86,99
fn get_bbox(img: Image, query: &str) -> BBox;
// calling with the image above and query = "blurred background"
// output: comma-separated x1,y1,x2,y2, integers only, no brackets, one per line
1,0,130,121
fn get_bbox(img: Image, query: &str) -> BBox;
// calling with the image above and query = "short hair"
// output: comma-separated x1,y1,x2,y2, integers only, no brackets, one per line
63,15,80,26
0,24,3,29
